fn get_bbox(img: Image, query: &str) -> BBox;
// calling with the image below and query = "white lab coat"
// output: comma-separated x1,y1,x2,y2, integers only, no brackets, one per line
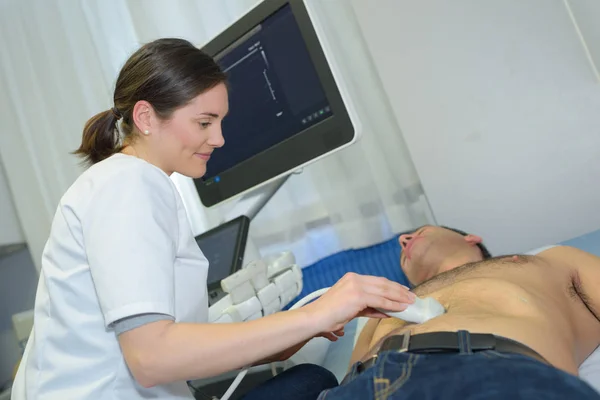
12,154,209,399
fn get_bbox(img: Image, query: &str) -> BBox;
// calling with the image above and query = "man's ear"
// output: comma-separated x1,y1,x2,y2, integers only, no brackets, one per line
464,234,483,245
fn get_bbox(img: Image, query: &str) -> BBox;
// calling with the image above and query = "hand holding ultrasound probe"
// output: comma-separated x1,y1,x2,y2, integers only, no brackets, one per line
299,273,420,332
290,281,445,325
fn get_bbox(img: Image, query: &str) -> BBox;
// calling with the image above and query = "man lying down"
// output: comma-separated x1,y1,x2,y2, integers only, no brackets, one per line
318,226,600,399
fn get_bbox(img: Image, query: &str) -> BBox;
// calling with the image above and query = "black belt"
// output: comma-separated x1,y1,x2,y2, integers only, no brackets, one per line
357,331,547,374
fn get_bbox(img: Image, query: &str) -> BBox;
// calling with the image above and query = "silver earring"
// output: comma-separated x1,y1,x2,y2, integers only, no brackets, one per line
143,130,150,135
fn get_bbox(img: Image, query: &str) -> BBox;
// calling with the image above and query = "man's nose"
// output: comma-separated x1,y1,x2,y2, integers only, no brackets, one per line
399,234,413,250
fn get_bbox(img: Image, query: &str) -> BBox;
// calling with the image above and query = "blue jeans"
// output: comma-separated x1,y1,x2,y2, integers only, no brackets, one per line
241,364,338,400
318,333,600,399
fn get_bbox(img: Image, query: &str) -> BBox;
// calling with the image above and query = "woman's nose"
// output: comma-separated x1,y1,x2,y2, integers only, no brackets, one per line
208,126,225,148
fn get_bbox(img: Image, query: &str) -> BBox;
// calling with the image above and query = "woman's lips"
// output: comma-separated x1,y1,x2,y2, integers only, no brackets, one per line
195,153,211,161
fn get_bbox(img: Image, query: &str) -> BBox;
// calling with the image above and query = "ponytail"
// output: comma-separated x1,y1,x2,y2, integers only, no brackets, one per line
73,109,122,166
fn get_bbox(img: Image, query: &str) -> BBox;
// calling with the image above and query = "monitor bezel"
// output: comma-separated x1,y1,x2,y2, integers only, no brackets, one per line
195,0,355,207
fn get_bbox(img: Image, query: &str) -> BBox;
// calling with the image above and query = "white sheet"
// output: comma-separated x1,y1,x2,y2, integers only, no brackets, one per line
580,346,600,393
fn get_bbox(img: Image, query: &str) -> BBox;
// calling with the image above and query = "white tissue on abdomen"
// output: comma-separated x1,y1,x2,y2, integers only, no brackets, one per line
378,297,445,324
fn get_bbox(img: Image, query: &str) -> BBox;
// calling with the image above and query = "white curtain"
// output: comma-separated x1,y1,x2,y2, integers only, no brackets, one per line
0,0,432,271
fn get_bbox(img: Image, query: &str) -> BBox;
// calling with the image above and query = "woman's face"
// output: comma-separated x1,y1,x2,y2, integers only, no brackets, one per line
151,83,229,178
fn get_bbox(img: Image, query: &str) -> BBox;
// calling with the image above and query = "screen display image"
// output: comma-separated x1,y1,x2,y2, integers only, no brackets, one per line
203,4,332,181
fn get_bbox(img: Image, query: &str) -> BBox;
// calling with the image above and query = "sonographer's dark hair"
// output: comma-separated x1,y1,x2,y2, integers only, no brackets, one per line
74,38,227,166
441,226,492,259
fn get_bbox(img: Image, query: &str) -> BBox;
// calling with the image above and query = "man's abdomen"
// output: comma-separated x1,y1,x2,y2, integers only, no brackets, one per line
369,276,580,375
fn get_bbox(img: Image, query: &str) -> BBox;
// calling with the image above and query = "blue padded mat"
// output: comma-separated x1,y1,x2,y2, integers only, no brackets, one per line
286,235,409,309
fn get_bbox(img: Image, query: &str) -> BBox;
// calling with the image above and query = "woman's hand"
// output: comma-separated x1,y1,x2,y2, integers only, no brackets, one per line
303,273,416,333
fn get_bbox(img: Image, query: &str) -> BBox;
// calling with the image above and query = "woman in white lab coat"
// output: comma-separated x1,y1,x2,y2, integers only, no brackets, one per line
11,38,414,400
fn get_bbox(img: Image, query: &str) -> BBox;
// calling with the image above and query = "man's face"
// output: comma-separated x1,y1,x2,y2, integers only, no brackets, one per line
399,226,483,285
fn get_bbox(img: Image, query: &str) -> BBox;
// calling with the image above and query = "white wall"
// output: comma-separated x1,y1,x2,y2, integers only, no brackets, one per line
351,0,600,254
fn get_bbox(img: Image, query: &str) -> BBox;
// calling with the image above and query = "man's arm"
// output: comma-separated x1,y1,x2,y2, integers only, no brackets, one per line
348,319,380,368
540,246,600,324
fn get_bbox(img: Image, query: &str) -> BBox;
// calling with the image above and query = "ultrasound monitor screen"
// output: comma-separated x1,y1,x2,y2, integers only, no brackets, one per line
196,223,243,285
202,4,332,181
195,0,356,207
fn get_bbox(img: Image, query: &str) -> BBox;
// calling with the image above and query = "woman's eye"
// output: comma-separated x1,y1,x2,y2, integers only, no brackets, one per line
199,122,211,129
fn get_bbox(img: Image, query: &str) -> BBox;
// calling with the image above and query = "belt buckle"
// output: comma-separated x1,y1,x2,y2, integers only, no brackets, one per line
398,330,411,352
